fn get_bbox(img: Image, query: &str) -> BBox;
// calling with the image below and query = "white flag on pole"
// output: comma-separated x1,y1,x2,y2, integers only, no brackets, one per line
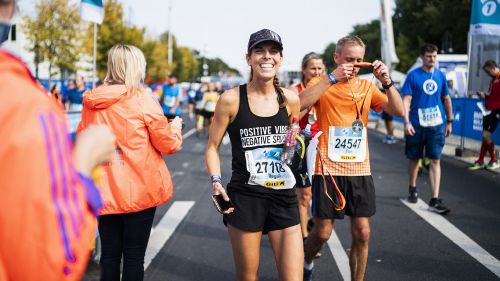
81,0,104,24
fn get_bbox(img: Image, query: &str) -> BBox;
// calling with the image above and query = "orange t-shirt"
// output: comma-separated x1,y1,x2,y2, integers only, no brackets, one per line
308,75,387,176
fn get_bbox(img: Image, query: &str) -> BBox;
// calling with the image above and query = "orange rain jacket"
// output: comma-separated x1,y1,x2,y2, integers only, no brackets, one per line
0,50,99,280
77,84,182,215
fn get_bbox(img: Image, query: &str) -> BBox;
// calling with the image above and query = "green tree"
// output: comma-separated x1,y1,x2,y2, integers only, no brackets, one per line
22,0,82,81
143,39,168,83
176,47,200,82
393,0,472,71
350,20,381,63
321,42,336,73
350,19,382,74
159,31,178,74
197,56,240,77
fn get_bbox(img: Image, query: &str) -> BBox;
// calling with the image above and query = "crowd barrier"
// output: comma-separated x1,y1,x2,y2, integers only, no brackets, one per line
371,97,500,146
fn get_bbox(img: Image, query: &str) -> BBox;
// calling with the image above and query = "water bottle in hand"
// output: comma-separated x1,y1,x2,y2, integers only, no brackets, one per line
282,118,300,165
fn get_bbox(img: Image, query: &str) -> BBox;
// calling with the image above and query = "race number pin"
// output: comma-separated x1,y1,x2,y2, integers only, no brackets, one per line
352,119,364,133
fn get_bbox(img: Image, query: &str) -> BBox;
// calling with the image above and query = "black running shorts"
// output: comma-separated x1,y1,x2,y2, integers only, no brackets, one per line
483,109,500,133
223,191,300,234
311,175,376,219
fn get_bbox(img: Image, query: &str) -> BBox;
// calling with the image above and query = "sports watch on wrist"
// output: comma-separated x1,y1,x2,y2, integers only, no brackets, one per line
382,79,394,90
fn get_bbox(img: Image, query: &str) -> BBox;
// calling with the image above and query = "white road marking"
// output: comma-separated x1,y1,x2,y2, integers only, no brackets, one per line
401,198,500,278
326,230,351,281
144,201,195,269
183,128,197,139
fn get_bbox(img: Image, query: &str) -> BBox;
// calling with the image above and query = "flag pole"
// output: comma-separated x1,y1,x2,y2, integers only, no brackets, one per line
92,22,97,89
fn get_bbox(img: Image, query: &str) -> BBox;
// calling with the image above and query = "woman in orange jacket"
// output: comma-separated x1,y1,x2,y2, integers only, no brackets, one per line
77,44,183,281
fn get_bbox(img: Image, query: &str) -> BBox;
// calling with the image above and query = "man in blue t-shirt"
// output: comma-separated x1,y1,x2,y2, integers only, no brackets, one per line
160,74,182,119
68,75,88,111
401,43,453,214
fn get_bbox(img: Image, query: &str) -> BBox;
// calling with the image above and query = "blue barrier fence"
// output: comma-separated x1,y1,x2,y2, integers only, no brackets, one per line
451,98,500,143
370,98,500,144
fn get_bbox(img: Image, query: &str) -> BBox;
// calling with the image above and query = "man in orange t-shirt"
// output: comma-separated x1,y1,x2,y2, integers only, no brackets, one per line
299,35,403,281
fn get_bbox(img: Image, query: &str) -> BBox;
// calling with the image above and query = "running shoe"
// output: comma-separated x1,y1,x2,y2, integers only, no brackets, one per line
485,160,500,170
428,198,450,214
468,161,485,171
408,187,418,203
382,135,397,144
303,267,313,281
423,157,431,171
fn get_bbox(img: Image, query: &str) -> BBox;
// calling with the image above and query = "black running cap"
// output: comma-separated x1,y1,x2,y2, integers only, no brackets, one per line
247,29,283,52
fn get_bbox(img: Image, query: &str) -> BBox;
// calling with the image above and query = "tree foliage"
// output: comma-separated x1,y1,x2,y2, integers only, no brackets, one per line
143,39,168,83
322,42,337,73
24,0,239,83
321,0,472,73
198,57,241,77
22,0,82,80
393,0,472,71
176,47,200,82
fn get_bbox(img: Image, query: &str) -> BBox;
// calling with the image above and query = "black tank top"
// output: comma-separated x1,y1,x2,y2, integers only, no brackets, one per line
226,84,297,200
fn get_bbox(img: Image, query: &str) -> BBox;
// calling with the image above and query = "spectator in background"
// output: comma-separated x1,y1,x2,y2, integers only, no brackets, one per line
160,73,182,119
468,60,500,170
64,79,76,110
77,44,183,281
381,111,396,144
187,83,197,120
1,1,116,279
50,83,64,109
447,80,459,98
195,83,206,136
68,75,88,111
201,82,219,134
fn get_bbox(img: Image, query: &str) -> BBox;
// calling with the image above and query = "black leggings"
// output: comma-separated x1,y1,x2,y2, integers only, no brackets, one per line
98,207,156,281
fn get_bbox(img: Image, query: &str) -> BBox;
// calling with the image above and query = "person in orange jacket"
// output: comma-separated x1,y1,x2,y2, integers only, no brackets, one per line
0,1,116,280
77,44,183,281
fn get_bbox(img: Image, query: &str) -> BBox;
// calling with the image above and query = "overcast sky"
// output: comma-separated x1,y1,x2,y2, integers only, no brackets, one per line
20,0,394,75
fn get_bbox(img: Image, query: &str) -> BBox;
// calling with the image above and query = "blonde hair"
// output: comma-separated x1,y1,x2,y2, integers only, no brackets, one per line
104,44,146,92
335,35,365,54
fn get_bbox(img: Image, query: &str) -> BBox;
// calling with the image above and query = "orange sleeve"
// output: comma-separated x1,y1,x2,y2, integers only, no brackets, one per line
370,86,388,113
143,93,183,154
306,75,327,107
306,75,325,88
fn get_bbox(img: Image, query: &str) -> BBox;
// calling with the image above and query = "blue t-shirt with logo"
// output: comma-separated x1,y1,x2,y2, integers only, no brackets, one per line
401,67,449,127
161,84,181,116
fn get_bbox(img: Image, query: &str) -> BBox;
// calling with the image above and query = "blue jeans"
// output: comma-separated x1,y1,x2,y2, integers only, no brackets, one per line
405,124,445,160
99,207,156,281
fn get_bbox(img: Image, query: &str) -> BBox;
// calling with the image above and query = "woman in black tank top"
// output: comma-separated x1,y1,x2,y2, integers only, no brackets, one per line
205,29,304,280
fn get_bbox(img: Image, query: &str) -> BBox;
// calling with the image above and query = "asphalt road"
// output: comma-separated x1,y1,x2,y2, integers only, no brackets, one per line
83,116,500,281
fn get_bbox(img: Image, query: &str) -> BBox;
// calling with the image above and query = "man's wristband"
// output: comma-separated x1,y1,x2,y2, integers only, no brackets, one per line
211,175,222,183
447,120,453,124
382,80,394,90
327,73,337,85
